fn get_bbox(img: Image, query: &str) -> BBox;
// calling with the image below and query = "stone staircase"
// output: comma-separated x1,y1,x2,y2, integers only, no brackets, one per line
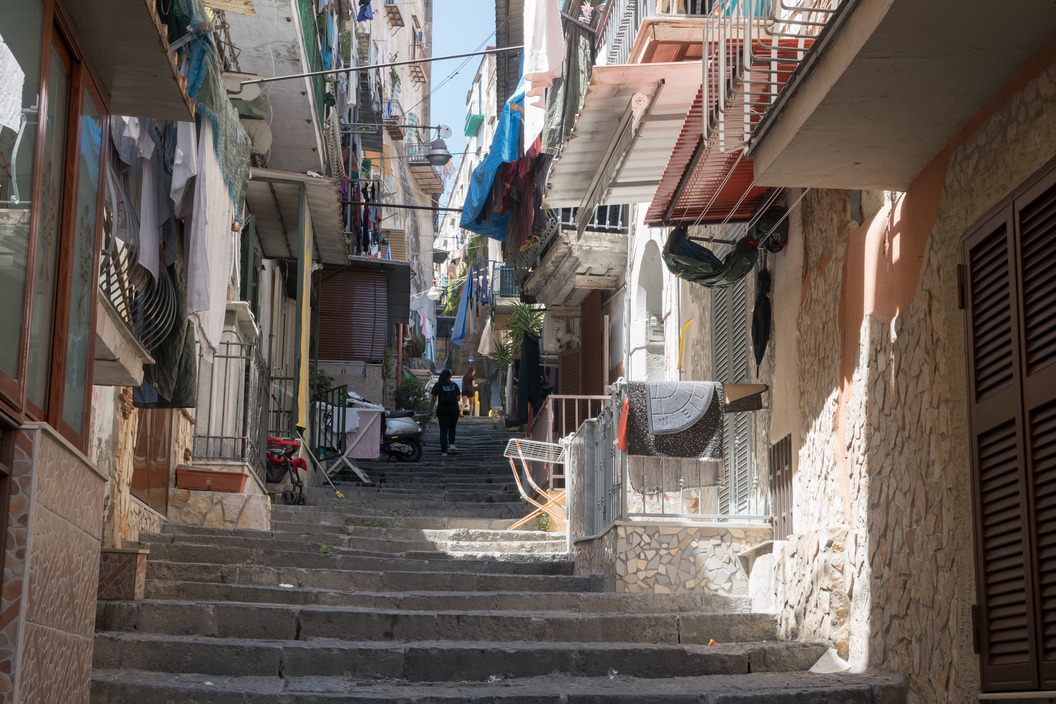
91,418,905,702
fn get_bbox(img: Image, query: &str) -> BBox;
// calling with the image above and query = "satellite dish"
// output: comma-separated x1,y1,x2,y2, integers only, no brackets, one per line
437,125,452,139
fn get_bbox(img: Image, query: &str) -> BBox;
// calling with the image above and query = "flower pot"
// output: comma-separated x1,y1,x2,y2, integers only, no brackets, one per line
175,467,248,493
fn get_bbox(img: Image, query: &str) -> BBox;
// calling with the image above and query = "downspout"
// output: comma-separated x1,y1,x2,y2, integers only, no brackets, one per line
624,205,634,379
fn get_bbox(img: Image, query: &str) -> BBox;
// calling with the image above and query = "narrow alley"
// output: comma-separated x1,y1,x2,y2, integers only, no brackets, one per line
91,419,902,702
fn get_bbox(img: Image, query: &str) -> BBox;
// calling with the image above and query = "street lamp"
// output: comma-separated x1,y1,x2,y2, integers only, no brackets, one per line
426,138,452,166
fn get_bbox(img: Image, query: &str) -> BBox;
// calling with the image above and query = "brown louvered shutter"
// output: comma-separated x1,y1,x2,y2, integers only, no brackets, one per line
1017,171,1056,690
965,207,1037,692
559,348,581,395
318,267,388,362
770,434,793,541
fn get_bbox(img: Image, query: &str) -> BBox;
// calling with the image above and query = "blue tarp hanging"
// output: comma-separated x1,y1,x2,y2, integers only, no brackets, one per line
459,81,526,242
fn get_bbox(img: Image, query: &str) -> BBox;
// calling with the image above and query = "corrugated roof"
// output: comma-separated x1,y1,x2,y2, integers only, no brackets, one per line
246,168,347,265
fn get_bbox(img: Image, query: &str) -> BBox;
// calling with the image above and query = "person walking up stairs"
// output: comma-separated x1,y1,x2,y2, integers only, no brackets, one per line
91,419,905,702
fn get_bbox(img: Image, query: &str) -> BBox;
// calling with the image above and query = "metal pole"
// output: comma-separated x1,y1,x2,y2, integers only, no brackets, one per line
343,200,463,213
239,45,525,88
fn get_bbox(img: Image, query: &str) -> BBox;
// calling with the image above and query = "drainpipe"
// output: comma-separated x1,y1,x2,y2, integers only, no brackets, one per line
396,324,404,391
624,206,634,379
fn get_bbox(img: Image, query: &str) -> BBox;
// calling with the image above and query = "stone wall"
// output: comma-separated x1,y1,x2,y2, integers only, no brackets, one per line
574,522,771,595
167,487,270,530
0,425,106,704
776,60,1056,703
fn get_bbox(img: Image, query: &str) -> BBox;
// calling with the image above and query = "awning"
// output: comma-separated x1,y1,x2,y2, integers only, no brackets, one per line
645,87,770,225
246,168,347,265
62,0,193,120
546,61,703,215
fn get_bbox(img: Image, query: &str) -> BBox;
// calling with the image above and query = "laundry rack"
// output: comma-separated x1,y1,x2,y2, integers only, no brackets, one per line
504,438,567,531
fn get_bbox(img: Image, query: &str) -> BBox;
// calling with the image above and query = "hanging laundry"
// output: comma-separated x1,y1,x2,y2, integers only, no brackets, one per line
523,0,563,108
357,0,373,22
579,2,595,23
186,120,235,363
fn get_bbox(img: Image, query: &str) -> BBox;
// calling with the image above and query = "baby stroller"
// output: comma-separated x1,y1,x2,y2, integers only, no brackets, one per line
266,436,307,505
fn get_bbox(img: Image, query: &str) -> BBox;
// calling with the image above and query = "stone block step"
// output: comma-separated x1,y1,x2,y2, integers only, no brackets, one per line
139,543,574,575
143,581,752,614
271,510,531,532
91,670,906,704
97,600,777,644
160,523,561,545
137,531,567,558
144,560,601,593
93,633,823,680
300,501,527,519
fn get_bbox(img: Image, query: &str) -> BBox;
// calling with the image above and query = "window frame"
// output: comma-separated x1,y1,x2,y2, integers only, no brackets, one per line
2,0,109,451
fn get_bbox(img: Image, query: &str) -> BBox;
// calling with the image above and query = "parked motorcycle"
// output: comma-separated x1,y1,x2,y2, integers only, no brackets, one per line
347,391,425,462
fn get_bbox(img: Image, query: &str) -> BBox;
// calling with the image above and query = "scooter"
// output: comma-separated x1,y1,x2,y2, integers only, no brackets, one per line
347,391,425,463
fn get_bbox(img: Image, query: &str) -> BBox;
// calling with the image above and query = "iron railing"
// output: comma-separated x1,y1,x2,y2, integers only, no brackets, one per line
558,205,630,234
596,0,715,66
269,375,296,439
495,266,519,298
193,333,270,486
309,384,349,463
568,386,771,539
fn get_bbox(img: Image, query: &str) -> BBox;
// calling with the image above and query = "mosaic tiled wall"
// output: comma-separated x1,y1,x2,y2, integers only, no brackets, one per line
574,523,771,595
0,425,106,704
98,550,147,601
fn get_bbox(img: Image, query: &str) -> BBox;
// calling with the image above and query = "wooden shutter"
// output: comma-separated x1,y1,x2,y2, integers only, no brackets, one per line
965,207,1036,692
318,267,388,362
1018,173,1056,690
559,348,582,395
770,434,793,540
714,277,753,516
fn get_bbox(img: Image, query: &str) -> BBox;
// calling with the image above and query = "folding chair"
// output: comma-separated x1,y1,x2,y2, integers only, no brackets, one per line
504,438,567,531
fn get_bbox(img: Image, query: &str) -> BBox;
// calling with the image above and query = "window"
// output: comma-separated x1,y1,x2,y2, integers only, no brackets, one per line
0,0,107,447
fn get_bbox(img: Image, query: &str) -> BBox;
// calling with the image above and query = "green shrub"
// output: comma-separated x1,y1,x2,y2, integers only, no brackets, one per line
396,376,429,413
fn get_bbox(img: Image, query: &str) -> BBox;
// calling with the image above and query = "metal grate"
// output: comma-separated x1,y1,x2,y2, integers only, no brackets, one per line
504,438,567,465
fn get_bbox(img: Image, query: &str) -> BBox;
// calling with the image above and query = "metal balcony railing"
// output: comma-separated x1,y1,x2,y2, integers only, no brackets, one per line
704,0,844,152
193,333,270,487
558,205,629,234
566,385,770,540
527,395,609,489
596,0,716,66
269,375,296,439
495,266,519,298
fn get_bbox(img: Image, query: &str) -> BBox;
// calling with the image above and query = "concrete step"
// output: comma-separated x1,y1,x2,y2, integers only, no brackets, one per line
299,500,528,519
142,581,752,613
97,600,777,644
138,531,568,558
93,632,823,680
144,561,601,593
159,523,561,545
138,543,574,574
92,670,906,703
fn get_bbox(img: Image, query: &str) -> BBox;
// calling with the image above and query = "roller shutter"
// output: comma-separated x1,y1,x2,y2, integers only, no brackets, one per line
318,266,388,362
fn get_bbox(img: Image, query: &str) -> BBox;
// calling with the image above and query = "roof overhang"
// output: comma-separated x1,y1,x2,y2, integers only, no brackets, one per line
246,168,347,265
748,0,1056,190
63,0,194,120
546,61,703,213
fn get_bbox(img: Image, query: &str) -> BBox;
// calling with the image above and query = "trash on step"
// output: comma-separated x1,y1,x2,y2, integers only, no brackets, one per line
204,682,214,686
279,583,294,588
608,668,618,680
487,675,503,683
809,648,851,674
708,639,719,645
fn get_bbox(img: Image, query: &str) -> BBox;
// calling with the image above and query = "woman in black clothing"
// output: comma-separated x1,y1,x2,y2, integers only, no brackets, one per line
429,369,461,455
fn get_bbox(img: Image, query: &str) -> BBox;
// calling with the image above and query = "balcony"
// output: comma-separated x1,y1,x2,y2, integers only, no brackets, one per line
383,99,405,140
193,303,269,487
409,42,428,86
596,0,716,66
748,0,1056,190
62,0,194,120
515,207,630,306
406,142,445,195
495,266,520,298
384,0,406,28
